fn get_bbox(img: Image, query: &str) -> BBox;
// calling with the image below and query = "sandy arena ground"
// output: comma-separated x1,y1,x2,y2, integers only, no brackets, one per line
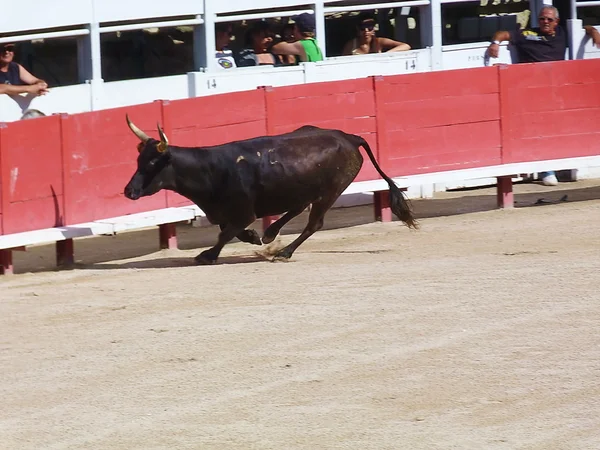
1,180,600,450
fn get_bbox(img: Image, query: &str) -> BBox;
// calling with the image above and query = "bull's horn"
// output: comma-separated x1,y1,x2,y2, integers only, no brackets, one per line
126,114,150,142
157,123,169,146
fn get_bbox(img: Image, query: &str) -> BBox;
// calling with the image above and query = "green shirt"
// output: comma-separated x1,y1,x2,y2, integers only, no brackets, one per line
300,38,324,62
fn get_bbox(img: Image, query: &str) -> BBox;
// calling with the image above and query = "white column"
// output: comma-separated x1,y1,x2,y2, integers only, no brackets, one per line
314,2,326,57
203,0,218,73
192,15,207,71
428,0,442,71
568,19,585,60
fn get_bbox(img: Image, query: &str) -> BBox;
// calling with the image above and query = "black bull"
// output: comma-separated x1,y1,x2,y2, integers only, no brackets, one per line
124,116,418,264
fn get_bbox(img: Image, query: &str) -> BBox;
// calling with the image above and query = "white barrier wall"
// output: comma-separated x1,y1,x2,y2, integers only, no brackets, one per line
1,51,431,122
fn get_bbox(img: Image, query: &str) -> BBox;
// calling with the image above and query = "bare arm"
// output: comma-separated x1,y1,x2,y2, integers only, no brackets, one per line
18,64,44,85
378,37,411,52
271,41,308,62
584,25,600,47
487,30,512,58
0,83,47,96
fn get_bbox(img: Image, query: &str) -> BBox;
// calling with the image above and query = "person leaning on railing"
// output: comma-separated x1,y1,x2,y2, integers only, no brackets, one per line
0,43,49,96
487,5,600,187
342,12,411,55
271,13,324,62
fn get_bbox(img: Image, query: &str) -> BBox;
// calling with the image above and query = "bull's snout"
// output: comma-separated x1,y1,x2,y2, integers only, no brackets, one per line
124,183,141,200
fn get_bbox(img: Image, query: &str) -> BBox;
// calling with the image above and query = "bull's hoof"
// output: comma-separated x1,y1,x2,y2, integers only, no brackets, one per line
272,248,293,262
194,252,217,265
243,230,263,246
262,233,278,245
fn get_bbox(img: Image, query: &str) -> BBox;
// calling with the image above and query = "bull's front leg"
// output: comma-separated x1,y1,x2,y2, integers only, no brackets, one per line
195,220,254,265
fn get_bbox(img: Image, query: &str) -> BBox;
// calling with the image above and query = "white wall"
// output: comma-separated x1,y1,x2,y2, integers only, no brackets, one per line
1,1,93,34
94,0,202,23
0,51,439,122
441,43,513,70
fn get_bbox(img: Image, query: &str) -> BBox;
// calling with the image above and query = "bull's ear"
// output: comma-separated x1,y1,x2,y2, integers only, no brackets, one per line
136,142,145,153
157,142,167,153
126,114,150,142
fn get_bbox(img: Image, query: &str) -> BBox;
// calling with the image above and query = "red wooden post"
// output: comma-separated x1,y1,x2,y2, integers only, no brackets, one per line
56,239,75,267
0,249,13,275
373,190,392,222
262,216,277,230
159,223,178,249
496,176,514,208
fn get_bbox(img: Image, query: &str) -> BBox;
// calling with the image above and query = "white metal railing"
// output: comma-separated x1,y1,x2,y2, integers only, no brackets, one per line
571,1,600,23
7,0,596,122
99,18,204,34
323,0,430,13
0,30,90,45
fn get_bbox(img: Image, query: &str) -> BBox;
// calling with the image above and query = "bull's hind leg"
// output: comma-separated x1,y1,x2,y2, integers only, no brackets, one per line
272,199,337,261
262,206,307,244
220,224,262,246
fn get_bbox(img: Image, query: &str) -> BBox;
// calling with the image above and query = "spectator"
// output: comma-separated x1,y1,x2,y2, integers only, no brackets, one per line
215,23,236,69
0,43,49,96
488,6,600,186
236,21,281,67
20,108,46,120
271,13,324,62
342,12,411,55
279,23,299,65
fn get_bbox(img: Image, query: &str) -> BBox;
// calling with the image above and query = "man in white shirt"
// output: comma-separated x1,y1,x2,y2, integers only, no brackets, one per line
215,23,236,69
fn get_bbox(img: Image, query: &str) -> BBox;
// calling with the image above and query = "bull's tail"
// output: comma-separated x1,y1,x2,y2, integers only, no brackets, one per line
354,136,419,229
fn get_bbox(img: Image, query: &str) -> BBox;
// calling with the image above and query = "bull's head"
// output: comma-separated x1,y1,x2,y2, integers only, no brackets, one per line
124,115,171,200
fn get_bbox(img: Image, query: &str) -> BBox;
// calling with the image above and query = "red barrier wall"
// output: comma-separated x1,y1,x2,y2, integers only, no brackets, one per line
63,102,167,224
0,115,64,234
377,67,502,176
1,60,599,237
500,59,600,163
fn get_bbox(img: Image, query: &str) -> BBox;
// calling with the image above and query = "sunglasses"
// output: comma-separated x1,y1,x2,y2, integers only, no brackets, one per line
538,17,556,22
1,47,15,53
360,24,375,31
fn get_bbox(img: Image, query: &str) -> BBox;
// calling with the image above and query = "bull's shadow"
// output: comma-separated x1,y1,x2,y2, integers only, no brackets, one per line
11,182,600,274
80,253,271,271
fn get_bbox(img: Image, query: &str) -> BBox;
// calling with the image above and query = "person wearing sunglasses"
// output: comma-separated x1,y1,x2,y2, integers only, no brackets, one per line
0,43,49,97
488,6,600,64
342,12,411,56
488,6,600,187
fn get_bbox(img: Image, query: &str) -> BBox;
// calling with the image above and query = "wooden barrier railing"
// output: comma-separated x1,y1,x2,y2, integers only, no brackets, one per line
1,59,599,273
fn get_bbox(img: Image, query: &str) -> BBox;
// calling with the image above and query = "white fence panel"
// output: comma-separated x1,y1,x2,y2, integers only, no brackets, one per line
0,84,92,122
188,66,306,97
94,0,203,23
1,0,93,34
100,75,190,109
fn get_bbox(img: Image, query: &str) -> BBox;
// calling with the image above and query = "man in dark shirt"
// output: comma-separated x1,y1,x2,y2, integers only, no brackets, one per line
487,6,600,63
0,42,49,96
487,6,600,186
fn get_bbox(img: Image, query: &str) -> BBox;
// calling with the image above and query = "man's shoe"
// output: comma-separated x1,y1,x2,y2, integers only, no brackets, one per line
542,174,559,186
